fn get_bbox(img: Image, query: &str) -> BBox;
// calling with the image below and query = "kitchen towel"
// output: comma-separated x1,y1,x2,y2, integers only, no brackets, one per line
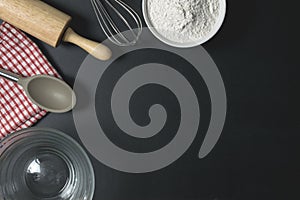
0,22,60,139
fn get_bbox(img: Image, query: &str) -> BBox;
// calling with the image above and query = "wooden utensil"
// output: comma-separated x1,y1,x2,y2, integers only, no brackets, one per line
0,0,112,61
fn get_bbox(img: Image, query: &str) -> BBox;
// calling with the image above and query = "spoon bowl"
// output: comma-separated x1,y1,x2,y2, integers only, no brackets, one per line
21,75,76,113
0,68,76,113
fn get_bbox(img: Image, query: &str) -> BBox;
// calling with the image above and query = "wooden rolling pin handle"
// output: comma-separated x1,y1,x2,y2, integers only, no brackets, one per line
63,28,112,61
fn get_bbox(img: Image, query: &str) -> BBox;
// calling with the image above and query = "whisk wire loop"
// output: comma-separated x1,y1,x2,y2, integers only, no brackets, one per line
91,0,142,46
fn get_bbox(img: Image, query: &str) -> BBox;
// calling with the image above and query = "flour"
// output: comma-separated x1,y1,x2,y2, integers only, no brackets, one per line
147,0,220,43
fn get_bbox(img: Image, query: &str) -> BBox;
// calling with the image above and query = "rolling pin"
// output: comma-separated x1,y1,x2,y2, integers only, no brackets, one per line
0,0,112,61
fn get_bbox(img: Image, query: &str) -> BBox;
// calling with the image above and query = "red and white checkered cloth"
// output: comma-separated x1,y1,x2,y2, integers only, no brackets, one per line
0,22,60,139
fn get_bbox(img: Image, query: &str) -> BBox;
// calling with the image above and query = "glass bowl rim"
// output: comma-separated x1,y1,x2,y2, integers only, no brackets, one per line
0,127,95,200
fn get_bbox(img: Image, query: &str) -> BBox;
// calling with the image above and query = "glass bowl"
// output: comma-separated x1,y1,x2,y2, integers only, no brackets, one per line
0,128,95,200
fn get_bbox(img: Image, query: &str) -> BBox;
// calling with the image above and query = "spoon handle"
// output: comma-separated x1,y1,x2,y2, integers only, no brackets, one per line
0,68,20,82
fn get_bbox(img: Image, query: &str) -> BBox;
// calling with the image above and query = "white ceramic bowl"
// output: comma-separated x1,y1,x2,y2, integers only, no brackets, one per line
142,0,227,48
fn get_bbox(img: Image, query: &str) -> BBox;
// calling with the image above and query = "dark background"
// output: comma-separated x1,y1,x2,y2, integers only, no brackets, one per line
2,0,300,199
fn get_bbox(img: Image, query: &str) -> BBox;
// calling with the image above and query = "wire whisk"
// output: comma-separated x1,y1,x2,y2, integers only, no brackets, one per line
91,0,143,46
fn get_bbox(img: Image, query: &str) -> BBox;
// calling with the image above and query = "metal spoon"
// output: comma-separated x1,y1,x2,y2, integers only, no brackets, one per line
0,68,76,113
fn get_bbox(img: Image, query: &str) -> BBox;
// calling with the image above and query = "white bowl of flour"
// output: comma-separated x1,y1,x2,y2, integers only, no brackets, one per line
143,0,226,48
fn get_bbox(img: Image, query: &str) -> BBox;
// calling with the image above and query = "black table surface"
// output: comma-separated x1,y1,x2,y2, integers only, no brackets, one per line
2,0,300,199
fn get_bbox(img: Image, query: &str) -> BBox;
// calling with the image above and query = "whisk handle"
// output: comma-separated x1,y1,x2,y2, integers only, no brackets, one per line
63,28,112,61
